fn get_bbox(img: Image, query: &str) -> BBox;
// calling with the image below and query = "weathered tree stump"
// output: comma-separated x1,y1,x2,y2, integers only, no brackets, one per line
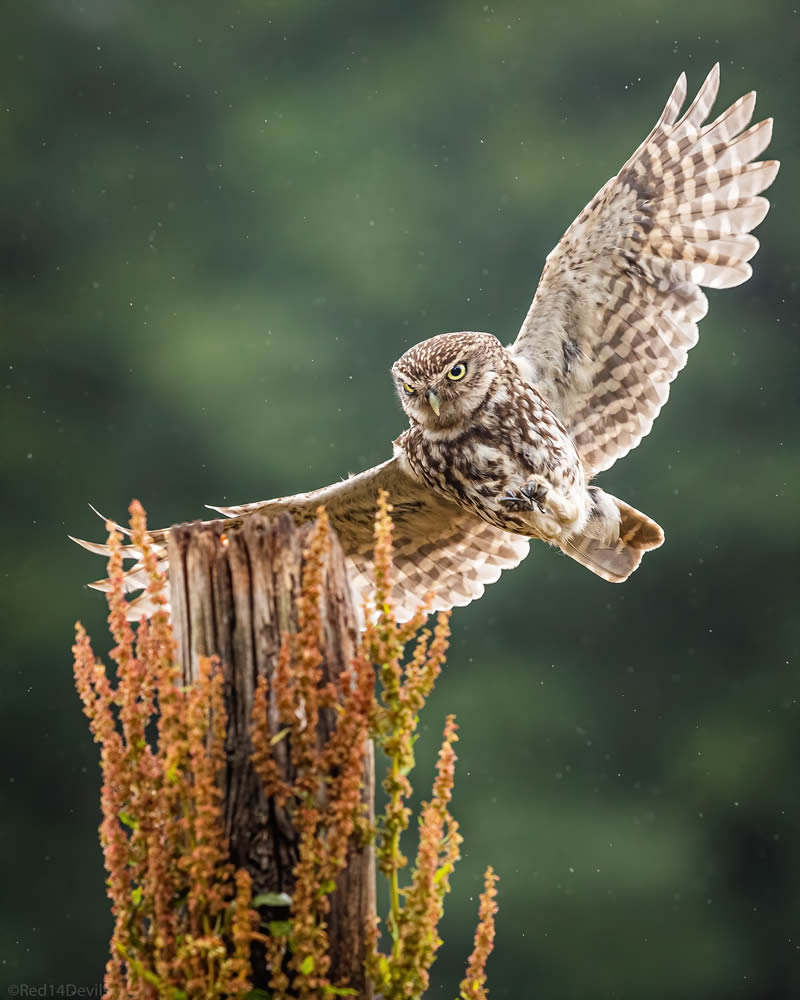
166,512,375,996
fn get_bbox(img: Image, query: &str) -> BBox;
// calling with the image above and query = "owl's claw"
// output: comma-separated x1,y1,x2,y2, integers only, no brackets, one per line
499,482,548,513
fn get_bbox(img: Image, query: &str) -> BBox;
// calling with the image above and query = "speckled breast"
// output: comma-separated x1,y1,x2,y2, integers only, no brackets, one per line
398,379,582,531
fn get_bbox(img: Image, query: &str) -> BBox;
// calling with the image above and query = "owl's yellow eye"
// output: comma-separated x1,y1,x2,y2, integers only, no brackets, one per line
403,382,415,395
447,363,467,381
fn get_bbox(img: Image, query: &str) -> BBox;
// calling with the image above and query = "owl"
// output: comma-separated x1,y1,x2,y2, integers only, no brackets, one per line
74,65,778,621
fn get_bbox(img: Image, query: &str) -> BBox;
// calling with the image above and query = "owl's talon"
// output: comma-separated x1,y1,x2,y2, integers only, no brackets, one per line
522,482,548,510
499,482,548,513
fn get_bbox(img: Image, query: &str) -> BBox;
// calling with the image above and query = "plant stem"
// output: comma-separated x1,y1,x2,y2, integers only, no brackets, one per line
388,747,402,954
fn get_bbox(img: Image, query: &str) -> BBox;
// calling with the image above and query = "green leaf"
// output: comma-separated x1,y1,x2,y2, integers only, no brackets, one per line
299,954,314,975
268,920,292,938
316,879,336,897
270,726,291,746
131,885,143,906
434,861,453,885
119,810,138,829
322,986,358,996
399,756,415,776
253,891,292,908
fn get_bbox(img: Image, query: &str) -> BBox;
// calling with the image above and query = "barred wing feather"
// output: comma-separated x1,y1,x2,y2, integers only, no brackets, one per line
72,457,530,622
511,64,779,476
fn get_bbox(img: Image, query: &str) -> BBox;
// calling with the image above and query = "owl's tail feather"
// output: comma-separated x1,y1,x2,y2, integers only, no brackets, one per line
560,496,664,583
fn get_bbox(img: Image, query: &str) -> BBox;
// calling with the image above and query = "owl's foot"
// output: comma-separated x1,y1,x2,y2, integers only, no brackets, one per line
499,481,548,513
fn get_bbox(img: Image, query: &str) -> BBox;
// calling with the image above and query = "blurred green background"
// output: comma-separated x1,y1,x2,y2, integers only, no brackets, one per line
2,1,798,997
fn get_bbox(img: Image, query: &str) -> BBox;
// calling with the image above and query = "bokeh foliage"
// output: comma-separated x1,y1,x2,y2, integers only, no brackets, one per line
1,1,798,997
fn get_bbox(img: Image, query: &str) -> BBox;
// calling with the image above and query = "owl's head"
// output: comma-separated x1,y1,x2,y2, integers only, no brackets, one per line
391,331,507,430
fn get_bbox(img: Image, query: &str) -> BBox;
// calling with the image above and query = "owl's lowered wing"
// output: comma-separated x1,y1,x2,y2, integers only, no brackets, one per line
510,64,779,476
73,456,530,622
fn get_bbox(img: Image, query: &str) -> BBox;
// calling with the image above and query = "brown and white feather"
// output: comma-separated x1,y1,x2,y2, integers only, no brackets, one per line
210,457,530,621
75,457,529,621
511,63,779,476
72,66,777,618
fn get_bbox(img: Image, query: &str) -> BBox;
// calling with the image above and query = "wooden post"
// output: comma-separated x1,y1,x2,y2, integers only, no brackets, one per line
166,512,375,996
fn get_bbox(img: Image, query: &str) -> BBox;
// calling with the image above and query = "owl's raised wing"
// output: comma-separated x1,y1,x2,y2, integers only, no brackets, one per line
72,456,530,622
510,64,779,476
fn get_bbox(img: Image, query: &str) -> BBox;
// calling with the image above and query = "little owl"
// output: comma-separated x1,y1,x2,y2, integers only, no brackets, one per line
75,66,778,621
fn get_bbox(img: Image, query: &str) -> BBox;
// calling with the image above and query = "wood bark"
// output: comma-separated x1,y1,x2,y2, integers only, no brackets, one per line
167,512,375,996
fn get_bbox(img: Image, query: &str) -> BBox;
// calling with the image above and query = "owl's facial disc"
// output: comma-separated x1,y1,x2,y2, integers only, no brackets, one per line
392,332,505,429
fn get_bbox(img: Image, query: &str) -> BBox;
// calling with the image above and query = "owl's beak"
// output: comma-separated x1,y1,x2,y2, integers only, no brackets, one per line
425,388,441,416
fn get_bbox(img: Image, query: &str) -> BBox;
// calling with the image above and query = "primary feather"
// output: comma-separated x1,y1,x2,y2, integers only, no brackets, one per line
510,63,778,476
